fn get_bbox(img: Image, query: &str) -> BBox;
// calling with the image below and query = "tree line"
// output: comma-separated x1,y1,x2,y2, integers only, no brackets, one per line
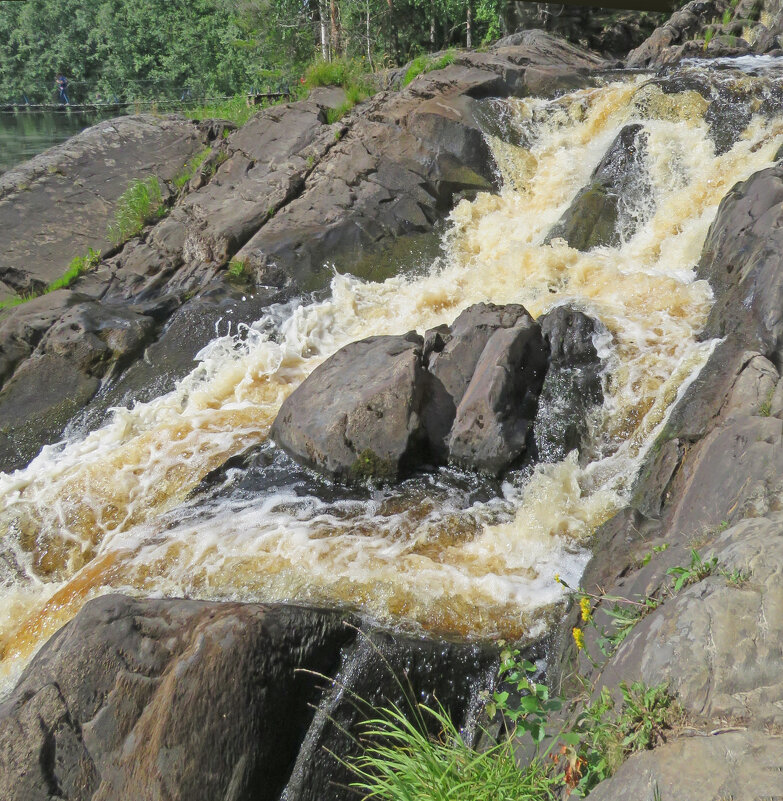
0,0,510,104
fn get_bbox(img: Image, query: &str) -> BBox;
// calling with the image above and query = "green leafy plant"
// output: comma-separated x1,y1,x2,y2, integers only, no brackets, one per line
721,567,750,586
596,598,661,655
486,647,562,746
704,26,715,49
722,8,733,25
572,682,679,795
667,549,717,592
108,176,165,245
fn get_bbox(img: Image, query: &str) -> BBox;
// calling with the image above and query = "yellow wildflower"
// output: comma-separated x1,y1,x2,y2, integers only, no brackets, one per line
572,626,585,651
554,574,561,584
579,596,592,623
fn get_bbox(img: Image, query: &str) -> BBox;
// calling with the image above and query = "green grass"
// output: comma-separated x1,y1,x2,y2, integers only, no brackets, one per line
173,146,212,189
402,49,457,87
0,247,101,312
722,7,733,24
188,94,257,126
227,258,250,281
303,58,374,122
108,176,165,245
348,702,561,801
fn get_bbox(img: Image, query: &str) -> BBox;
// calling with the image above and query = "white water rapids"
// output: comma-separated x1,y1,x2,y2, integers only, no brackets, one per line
2,62,783,692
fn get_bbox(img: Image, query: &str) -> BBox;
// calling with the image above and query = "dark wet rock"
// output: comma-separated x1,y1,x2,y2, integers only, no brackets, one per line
625,0,729,68
697,162,783,357
271,333,428,482
533,306,605,462
448,315,548,475
0,594,499,801
0,595,355,801
0,295,158,471
271,303,557,481
588,731,783,801
280,629,496,801
545,124,650,251
424,303,532,460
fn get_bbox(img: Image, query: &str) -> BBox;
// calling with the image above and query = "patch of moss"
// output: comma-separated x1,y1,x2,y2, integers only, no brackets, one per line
350,448,396,482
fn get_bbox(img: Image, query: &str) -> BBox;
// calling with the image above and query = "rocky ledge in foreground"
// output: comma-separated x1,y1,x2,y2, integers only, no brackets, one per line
550,151,783,800
270,302,604,481
0,594,497,801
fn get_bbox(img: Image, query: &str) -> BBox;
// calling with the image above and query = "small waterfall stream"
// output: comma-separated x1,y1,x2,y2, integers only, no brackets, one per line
2,58,783,693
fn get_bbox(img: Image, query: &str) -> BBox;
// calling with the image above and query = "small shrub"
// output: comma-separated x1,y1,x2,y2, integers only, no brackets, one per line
227,258,249,280
573,682,680,795
189,94,257,126
108,176,165,245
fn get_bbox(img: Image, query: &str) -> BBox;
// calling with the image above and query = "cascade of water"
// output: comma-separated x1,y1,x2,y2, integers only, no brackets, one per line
2,61,783,692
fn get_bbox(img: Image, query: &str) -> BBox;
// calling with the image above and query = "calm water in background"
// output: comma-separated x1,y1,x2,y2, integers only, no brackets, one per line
0,109,124,174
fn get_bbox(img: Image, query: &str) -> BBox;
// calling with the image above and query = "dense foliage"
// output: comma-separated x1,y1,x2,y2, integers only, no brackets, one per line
0,0,508,104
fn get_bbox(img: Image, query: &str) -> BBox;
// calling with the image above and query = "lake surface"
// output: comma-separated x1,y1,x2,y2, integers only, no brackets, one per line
0,109,126,173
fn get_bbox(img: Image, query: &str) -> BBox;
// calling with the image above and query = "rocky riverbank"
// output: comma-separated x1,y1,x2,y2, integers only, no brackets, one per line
3,7,783,800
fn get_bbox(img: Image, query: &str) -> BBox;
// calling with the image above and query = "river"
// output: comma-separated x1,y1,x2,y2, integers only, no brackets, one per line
2,58,783,693
0,108,124,174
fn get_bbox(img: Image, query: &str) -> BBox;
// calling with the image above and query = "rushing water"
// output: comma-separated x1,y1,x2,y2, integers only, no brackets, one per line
2,62,783,692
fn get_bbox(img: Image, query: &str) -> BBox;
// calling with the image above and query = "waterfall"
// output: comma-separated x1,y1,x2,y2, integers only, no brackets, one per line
2,59,783,692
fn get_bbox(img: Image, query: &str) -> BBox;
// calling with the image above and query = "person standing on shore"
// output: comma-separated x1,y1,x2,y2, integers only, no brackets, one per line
55,73,69,105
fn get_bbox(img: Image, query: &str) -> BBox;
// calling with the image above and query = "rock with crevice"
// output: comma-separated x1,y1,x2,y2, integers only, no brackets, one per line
533,306,605,462
448,315,548,475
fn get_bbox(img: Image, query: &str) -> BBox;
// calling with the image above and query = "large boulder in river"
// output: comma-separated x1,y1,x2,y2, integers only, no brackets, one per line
545,123,650,251
423,302,533,460
448,315,548,475
272,303,552,481
533,306,605,462
271,333,427,482
0,595,354,801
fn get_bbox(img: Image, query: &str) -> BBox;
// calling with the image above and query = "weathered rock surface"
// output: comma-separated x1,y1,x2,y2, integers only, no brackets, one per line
0,115,214,296
424,302,532,460
0,594,497,801
533,306,605,462
698,162,783,354
588,731,783,801
545,123,650,251
271,333,428,482
0,595,354,801
448,315,547,474
552,135,783,799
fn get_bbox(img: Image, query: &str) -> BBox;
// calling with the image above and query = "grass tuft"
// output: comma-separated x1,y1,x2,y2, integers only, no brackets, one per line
189,94,257,126
108,176,165,245
173,147,213,189
349,702,560,801
403,49,457,87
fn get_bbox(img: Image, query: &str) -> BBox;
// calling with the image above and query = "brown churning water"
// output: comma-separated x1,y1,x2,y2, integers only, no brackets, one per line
2,60,783,692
